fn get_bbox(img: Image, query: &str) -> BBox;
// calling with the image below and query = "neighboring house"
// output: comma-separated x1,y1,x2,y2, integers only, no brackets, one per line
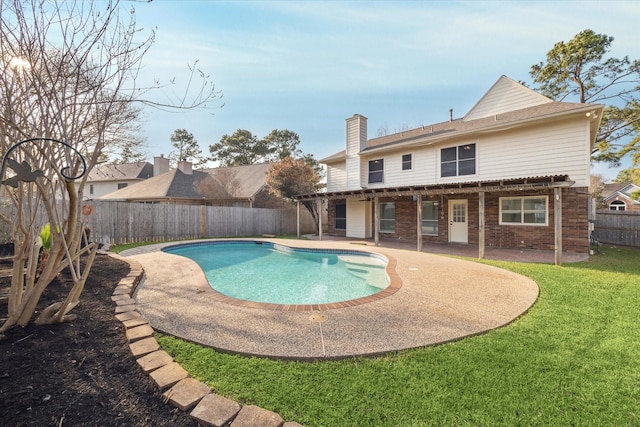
600,183,640,212
296,76,603,259
99,157,286,208
86,161,153,199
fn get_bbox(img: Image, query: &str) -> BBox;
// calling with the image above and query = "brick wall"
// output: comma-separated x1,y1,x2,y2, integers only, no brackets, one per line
325,187,590,254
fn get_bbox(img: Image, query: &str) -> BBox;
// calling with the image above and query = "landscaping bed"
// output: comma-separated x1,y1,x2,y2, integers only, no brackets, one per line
0,253,195,426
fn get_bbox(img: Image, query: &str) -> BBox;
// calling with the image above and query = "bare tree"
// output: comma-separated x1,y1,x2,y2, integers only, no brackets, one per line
0,0,222,336
194,168,240,204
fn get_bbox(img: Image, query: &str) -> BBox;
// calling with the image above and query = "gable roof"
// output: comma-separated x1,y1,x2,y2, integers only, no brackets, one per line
464,75,552,121
99,163,273,202
87,162,153,182
200,163,272,199
320,76,603,164
601,183,640,204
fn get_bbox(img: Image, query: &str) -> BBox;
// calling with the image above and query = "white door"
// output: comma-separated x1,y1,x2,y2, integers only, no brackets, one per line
448,199,468,243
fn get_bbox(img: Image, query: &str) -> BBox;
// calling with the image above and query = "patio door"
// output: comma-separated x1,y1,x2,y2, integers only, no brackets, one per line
448,199,468,243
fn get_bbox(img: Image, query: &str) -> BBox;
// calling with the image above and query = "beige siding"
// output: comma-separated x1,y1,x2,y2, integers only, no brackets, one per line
360,150,437,189
326,162,347,192
465,76,551,121
346,199,371,238
345,115,367,189
346,114,367,155
475,117,590,186
353,116,590,189
89,180,139,199
346,155,361,189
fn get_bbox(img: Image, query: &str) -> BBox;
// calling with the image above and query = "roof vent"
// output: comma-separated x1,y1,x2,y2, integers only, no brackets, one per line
449,109,453,122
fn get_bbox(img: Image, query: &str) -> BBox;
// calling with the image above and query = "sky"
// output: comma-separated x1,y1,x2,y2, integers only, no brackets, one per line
130,0,640,182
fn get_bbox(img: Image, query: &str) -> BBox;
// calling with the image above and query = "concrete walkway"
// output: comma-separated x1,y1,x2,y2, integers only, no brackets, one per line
123,238,539,360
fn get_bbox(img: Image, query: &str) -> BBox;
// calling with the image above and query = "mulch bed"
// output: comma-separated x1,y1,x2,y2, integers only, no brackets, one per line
0,252,196,426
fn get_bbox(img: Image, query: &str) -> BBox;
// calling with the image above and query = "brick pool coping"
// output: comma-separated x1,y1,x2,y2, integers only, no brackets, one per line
159,240,402,311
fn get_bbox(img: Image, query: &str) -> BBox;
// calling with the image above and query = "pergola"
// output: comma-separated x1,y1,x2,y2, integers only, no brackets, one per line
294,175,574,266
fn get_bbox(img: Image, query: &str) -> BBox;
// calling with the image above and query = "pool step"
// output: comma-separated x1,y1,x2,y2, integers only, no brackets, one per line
337,255,386,269
341,260,388,289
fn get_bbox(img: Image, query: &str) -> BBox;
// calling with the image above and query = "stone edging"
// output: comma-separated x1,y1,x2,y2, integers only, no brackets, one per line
108,253,303,427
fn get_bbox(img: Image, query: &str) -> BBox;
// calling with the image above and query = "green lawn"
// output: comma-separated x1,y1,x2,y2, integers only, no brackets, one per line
157,245,640,426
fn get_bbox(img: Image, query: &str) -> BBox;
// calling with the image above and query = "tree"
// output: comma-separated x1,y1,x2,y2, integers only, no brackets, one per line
613,168,640,185
262,129,303,161
209,129,306,166
194,168,240,203
169,128,206,167
589,174,607,208
209,129,268,166
529,29,640,167
266,157,324,232
116,138,149,164
0,0,221,336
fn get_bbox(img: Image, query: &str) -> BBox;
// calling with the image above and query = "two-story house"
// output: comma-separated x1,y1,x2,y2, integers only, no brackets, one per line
85,161,154,199
296,76,603,263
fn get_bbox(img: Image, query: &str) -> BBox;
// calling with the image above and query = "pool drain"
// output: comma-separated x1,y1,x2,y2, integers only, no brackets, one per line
309,313,327,323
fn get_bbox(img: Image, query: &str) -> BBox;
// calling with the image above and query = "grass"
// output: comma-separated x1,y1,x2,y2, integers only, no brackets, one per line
156,245,640,426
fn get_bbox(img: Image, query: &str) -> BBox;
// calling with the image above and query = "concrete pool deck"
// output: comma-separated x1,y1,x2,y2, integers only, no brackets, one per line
122,238,540,360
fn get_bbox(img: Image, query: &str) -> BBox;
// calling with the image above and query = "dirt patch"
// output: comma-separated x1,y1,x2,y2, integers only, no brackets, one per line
0,253,195,426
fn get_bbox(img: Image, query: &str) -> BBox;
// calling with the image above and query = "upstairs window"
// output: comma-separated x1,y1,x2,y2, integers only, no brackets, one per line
368,159,384,183
402,154,412,171
500,196,548,225
441,144,476,177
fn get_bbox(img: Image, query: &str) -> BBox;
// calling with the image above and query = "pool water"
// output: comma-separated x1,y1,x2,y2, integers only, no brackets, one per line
163,241,389,305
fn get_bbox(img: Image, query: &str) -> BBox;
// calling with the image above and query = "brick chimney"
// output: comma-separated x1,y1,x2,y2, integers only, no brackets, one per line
153,155,170,176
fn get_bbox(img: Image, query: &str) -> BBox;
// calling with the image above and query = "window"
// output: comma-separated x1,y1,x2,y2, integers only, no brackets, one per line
335,203,346,229
89,184,94,195
117,183,128,189
379,202,395,233
500,196,548,225
441,144,476,177
421,201,439,235
368,159,384,183
402,154,412,171
609,200,626,211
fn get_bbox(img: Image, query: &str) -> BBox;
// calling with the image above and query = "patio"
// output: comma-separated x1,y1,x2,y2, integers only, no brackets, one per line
307,235,590,263
123,238,540,360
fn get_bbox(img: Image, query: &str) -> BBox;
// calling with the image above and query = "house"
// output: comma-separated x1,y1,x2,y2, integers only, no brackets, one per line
600,183,640,211
85,161,153,199
99,156,287,208
295,76,604,263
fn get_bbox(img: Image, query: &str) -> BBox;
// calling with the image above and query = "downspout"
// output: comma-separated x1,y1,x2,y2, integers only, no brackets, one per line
416,194,422,252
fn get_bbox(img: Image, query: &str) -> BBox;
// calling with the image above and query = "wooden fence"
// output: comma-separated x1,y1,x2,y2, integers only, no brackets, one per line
593,210,640,247
0,201,317,245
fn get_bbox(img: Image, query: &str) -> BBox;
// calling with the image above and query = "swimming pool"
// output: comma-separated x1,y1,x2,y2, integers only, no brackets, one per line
163,241,390,305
